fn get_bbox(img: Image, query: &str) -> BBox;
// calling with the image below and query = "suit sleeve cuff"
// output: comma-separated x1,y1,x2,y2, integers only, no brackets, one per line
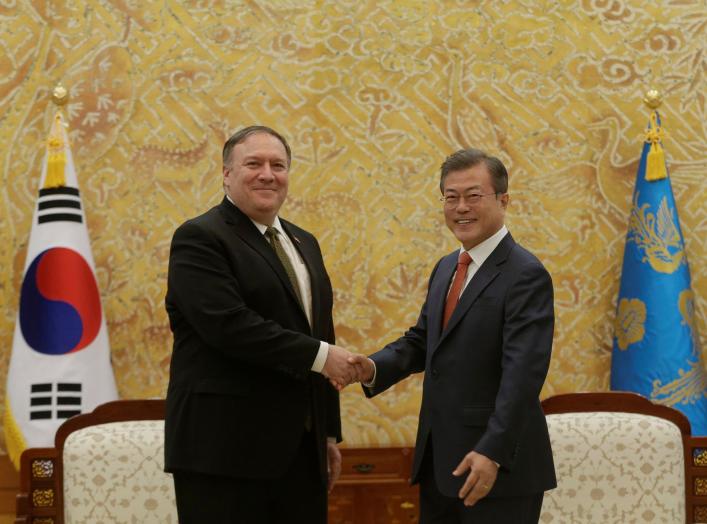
362,358,377,388
310,341,329,372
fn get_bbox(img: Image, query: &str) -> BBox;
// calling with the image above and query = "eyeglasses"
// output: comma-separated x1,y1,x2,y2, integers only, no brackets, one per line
440,192,501,207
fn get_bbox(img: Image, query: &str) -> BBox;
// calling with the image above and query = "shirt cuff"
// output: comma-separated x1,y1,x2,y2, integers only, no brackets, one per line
311,341,329,373
362,359,377,387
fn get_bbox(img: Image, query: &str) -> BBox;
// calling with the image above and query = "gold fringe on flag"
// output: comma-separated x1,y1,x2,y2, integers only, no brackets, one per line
3,396,27,470
43,113,67,189
644,111,668,181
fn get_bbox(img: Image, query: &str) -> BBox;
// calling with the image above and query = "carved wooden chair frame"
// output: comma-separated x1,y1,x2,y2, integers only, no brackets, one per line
542,392,707,524
13,393,707,523
14,399,165,524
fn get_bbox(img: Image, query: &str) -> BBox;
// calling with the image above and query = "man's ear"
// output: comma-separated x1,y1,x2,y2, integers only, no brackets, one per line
223,166,230,190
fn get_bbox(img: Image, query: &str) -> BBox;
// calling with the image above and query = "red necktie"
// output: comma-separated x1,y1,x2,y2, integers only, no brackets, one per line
443,251,472,329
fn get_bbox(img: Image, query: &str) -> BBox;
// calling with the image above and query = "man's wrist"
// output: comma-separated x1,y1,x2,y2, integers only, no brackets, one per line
311,342,329,372
362,358,377,387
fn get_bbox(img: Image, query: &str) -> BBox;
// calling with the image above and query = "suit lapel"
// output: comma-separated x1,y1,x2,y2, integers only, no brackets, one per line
218,199,308,320
427,253,457,352
282,220,320,331
436,234,516,347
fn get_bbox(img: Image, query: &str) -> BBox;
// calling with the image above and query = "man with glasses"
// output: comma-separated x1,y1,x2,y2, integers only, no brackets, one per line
349,148,556,523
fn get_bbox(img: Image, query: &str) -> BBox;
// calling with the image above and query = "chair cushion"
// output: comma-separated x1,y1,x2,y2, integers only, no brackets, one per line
540,411,685,524
63,420,176,523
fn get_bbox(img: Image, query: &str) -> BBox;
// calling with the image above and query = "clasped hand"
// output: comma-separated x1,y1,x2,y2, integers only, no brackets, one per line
322,345,374,390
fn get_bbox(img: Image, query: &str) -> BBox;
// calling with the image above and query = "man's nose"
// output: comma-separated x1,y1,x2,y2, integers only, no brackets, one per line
456,200,471,212
258,163,275,180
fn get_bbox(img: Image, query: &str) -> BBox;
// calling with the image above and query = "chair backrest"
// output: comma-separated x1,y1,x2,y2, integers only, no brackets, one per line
540,392,707,524
62,419,176,523
15,399,174,524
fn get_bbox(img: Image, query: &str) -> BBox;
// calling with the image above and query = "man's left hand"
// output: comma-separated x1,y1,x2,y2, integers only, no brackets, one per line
326,440,342,492
452,450,499,506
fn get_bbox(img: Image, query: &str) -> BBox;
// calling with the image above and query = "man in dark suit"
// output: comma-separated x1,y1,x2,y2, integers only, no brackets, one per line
348,149,556,523
164,126,355,523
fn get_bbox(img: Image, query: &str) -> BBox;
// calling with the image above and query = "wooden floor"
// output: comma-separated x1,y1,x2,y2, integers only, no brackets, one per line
0,455,18,524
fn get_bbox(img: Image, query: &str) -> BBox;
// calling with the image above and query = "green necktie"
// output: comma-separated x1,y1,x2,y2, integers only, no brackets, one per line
265,227,303,308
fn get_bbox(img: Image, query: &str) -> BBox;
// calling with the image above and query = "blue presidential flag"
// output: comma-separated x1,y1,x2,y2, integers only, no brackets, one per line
611,111,707,435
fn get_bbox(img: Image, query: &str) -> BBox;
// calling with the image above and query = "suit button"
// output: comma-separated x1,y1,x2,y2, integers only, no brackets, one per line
431,369,439,379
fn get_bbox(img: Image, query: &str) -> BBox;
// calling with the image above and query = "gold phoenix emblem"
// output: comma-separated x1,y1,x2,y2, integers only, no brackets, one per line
679,289,699,349
652,359,707,406
651,290,706,407
627,193,684,274
615,298,646,351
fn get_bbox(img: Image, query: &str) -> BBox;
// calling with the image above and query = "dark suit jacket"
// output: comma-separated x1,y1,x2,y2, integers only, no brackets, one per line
164,197,340,483
366,233,556,498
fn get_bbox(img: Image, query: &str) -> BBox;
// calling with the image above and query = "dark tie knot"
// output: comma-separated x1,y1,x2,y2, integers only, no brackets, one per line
458,251,472,266
265,226,279,239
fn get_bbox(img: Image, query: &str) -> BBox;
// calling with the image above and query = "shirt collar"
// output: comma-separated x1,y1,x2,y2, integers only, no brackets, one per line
225,194,283,236
462,225,508,266
251,216,284,236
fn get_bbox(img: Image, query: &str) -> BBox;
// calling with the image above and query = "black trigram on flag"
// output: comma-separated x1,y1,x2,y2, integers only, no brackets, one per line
30,383,82,420
37,187,83,224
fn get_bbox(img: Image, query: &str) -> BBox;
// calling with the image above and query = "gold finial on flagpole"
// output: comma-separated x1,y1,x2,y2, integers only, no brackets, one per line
46,83,69,188
642,89,667,181
52,83,68,106
643,89,662,110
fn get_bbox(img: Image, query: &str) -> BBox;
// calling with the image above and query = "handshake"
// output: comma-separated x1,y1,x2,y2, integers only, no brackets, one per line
321,345,375,391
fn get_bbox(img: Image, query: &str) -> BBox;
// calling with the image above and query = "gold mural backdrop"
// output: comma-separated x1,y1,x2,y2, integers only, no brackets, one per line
0,1,705,449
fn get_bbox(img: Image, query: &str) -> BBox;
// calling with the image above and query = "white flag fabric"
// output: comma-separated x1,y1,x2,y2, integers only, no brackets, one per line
4,112,118,468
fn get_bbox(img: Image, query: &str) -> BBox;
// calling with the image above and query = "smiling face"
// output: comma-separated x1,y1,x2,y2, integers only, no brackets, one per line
442,163,508,250
223,132,289,225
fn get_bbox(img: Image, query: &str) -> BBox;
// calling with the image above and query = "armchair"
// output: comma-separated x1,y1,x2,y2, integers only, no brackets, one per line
15,399,175,524
541,392,707,524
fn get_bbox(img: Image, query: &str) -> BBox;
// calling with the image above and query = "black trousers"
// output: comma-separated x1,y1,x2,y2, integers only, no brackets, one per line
418,440,544,524
173,431,327,524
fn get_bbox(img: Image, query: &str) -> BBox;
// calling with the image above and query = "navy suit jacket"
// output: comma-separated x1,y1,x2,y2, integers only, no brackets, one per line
164,198,340,482
367,233,556,497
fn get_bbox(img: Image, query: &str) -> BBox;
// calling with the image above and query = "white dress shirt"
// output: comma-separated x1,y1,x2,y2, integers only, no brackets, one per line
248,215,329,373
455,225,509,295
225,195,329,372
365,225,509,388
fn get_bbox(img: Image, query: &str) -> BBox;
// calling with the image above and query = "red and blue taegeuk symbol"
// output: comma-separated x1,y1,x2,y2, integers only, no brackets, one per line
20,247,102,355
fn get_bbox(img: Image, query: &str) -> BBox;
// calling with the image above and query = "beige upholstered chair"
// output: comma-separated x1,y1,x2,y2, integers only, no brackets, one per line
15,399,176,524
541,392,707,524
13,395,707,523
62,419,176,523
